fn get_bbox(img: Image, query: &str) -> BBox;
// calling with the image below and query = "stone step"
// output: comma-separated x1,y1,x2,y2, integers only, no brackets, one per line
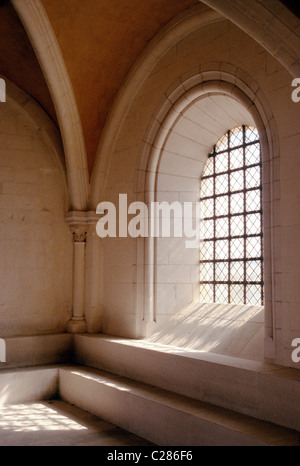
73,334,300,433
58,365,300,446
0,366,58,405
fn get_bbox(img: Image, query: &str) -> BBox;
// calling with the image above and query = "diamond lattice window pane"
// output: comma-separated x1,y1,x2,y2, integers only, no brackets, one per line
199,125,263,306
230,169,244,192
215,133,228,152
200,262,214,281
230,284,244,304
215,195,229,217
246,213,261,235
201,219,214,240
246,166,261,189
215,284,229,303
215,174,228,195
246,236,262,258
215,262,228,281
203,156,214,176
215,153,228,174
246,260,262,282
246,284,262,305
200,240,214,260
230,214,244,237
200,177,214,198
230,192,244,214
215,217,229,238
245,126,259,144
199,283,214,302
245,143,260,165
215,239,229,260
230,261,244,282
201,198,214,219
230,238,244,259
230,127,244,147
246,189,261,212
230,148,244,170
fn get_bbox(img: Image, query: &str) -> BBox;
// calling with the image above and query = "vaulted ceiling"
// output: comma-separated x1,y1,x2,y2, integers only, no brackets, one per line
0,0,201,174
0,1,57,124
0,0,299,175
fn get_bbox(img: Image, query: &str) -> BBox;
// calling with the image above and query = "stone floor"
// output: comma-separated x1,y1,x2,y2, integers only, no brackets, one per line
0,399,154,446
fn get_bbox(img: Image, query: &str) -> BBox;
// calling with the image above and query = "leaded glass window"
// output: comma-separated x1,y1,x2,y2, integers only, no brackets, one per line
199,125,263,305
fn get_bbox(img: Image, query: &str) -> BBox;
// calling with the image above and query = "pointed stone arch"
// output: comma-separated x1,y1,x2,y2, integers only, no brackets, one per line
199,0,300,78
12,0,89,212
90,0,299,210
137,69,279,360
89,5,222,208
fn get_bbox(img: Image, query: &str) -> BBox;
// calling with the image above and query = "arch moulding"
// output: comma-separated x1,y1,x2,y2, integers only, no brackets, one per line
90,0,299,209
12,0,89,212
137,69,279,360
199,0,300,78
89,5,223,208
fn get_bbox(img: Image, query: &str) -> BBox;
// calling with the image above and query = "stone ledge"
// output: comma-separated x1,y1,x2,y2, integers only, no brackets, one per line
58,364,300,446
0,333,73,370
1,363,300,445
73,334,300,432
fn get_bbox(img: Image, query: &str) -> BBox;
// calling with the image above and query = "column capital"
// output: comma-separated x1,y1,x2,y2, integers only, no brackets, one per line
65,210,99,242
70,225,87,243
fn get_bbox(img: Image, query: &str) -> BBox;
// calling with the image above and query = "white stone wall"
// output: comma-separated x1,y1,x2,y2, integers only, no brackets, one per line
0,95,73,337
98,17,300,367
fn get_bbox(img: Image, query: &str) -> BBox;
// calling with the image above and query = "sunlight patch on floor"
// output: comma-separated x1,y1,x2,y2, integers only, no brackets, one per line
0,400,154,446
0,402,87,432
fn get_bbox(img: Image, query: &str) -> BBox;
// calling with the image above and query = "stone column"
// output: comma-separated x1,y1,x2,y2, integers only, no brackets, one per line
67,224,87,333
66,213,88,333
84,220,103,333
65,211,101,333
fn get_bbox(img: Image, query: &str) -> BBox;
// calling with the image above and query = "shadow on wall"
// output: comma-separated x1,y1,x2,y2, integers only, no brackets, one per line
146,302,264,362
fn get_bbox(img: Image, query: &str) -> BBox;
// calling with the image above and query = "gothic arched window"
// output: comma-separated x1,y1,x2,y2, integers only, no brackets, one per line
199,125,263,306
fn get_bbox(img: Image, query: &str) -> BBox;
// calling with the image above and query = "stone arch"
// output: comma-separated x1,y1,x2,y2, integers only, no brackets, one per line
138,70,279,359
89,5,223,208
199,0,300,78
12,0,89,212
89,0,298,210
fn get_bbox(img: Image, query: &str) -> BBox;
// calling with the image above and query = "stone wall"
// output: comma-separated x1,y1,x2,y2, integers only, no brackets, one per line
0,90,73,337
98,15,300,367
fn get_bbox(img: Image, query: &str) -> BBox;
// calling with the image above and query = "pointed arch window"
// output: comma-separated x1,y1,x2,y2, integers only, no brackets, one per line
199,125,263,305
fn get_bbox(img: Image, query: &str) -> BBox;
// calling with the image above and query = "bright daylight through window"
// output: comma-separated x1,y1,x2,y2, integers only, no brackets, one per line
199,125,263,306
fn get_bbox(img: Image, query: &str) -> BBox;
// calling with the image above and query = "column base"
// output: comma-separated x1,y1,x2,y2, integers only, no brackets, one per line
67,318,87,334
